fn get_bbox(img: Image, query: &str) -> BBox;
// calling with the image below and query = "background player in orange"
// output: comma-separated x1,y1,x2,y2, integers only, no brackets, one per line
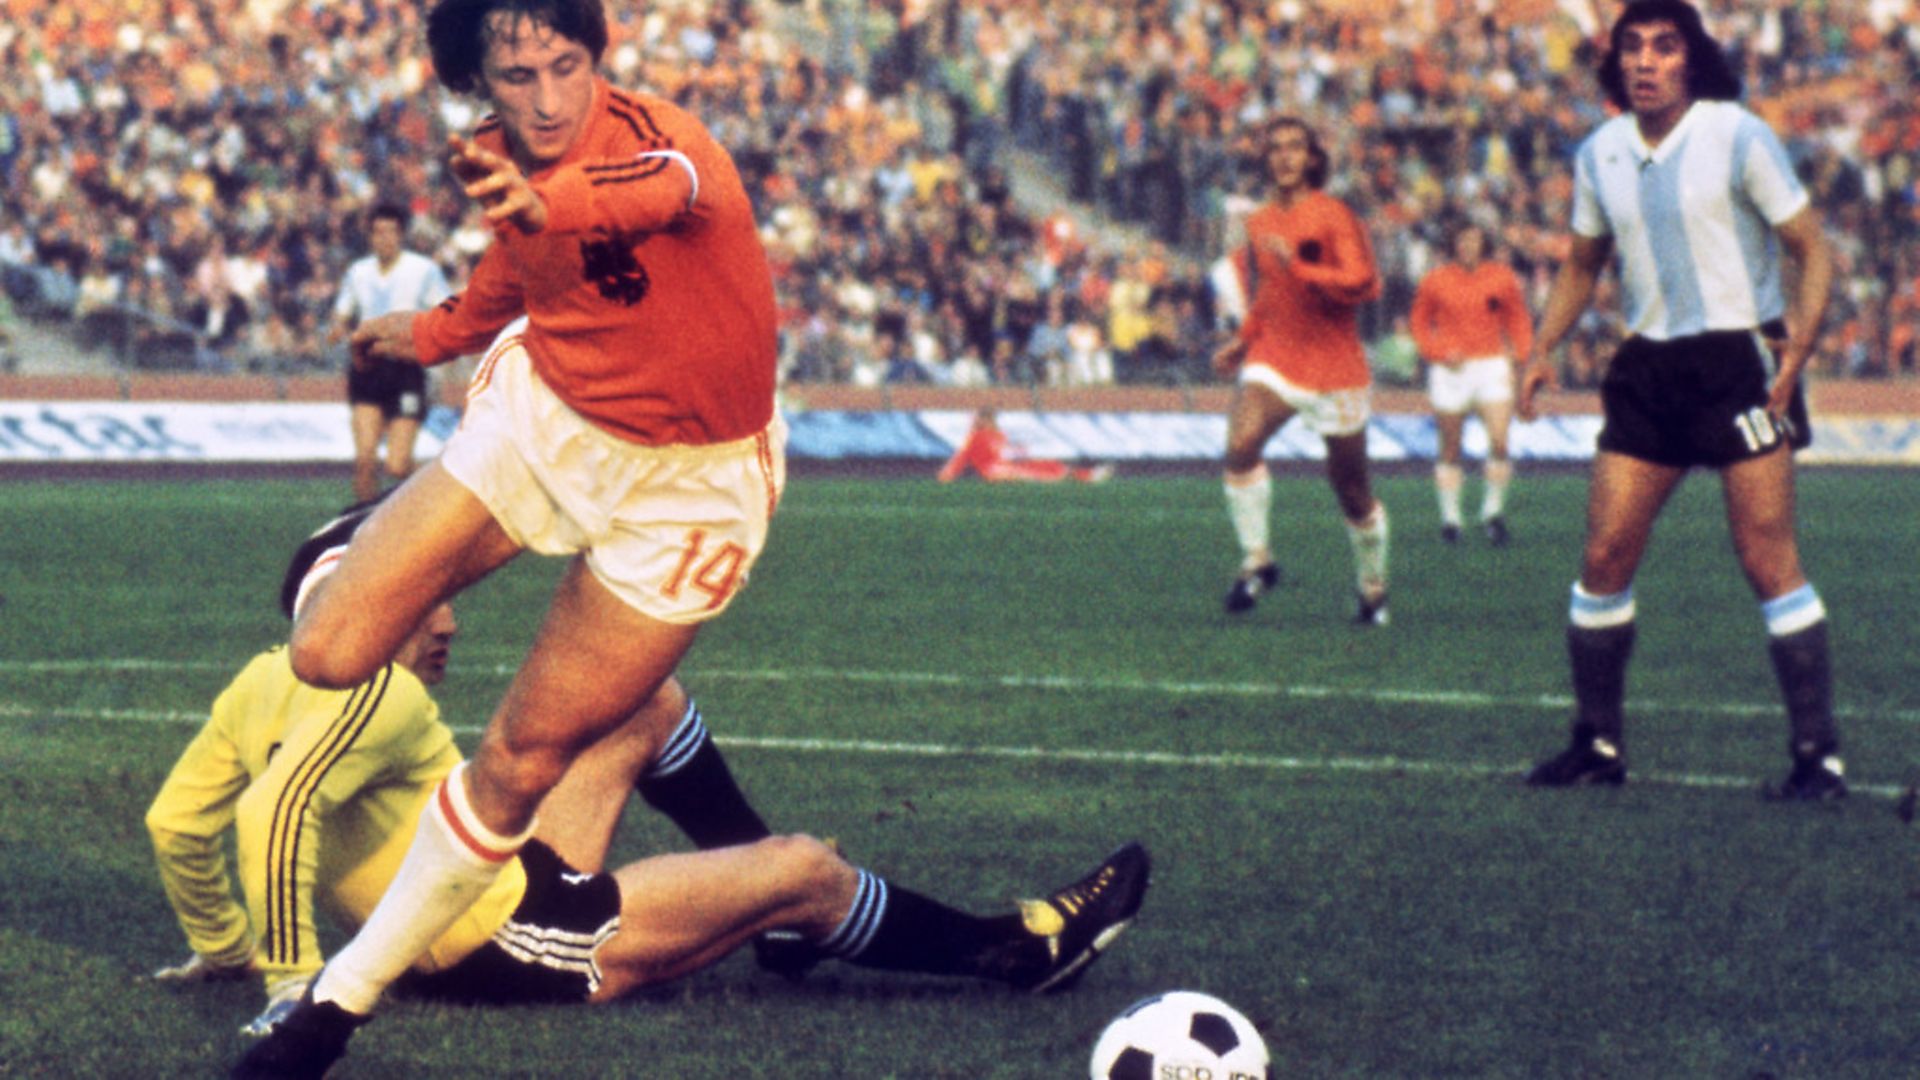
1211,116,1388,625
1408,222,1533,545
936,408,1113,484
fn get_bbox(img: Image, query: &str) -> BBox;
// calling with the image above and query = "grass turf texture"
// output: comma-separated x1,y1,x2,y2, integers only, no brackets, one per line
1,468,1916,1078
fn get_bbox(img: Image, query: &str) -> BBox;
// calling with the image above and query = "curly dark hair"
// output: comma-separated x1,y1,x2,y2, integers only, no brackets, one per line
427,0,608,96
1596,0,1742,110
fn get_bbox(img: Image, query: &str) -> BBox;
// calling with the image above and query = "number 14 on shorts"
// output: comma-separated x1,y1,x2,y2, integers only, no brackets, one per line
662,528,747,611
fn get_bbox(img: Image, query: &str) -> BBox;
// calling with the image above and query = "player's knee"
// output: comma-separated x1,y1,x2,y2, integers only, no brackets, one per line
757,833,855,909
287,619,381,690
1579,533,1641,591
473,736,575,815
1223,442,1263,472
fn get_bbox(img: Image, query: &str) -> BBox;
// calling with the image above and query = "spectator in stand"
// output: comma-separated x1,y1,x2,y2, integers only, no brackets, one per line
1025,291,1072,385
2,0,1915,387
1408,222,1534,546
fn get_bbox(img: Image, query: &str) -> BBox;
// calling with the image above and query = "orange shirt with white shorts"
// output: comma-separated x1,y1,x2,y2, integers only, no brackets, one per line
420,80,784,624
1409,260,1532,412
1234,192,1381,435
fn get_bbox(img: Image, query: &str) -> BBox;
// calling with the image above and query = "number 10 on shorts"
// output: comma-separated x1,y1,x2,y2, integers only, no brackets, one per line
1733,406,1783,453
663,529,747,611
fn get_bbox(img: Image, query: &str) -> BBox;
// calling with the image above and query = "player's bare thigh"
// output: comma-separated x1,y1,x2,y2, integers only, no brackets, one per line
532,677,692,874
1225,381,1296,472
1478,398,1515,460
1719,443,1806,599
1579,450,1686,594
467,558,702,832
1433,409,1468,463
348,403,387,458
1322,430,1375,521
383,416,421,478
291,460,522,688
588,836,856,1001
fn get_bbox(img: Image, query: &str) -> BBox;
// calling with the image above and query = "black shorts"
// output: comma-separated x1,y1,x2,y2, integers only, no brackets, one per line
397,839,621,1006
346,359,428,421
1595,330,1812,469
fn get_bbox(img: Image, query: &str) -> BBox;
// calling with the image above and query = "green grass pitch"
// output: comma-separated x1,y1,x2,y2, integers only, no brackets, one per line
1,466,1917,1078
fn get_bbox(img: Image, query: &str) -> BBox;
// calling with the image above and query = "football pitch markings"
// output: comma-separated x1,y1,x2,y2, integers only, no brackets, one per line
5,654,1916,726
1,658,1909,799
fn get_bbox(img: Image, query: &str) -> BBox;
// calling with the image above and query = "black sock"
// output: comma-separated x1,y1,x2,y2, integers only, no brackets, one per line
1567,621,1635,745
636,703,770,849
824,871,1026,979
1769,620,1836,759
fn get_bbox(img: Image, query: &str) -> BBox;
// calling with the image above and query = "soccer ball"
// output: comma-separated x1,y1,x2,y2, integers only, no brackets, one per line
1089,990,1270,1080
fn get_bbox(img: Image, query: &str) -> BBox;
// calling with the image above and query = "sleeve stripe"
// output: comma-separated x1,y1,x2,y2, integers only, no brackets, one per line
605,91,669,144
580,156,675,184
261,666,392,965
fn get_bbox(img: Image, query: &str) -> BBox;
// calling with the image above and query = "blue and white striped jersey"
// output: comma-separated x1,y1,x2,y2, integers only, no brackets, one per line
1571,100,1809,341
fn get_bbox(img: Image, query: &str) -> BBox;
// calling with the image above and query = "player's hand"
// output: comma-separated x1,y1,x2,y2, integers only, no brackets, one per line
239,975,312,1037
1764,370,1800,422
349,311,420,370
448,135,548,235
1515,357,1555,422
1761,334,1804,421
151,950,253,984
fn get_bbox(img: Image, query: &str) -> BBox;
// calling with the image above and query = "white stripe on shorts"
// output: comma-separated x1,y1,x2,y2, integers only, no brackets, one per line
492,915,621,994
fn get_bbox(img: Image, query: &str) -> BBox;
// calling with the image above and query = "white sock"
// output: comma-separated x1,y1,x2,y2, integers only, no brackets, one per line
1434,463,1464,527
1223,464,1272,569
1346,501,1389,599
1482,459,1513,520
312,763,535,1014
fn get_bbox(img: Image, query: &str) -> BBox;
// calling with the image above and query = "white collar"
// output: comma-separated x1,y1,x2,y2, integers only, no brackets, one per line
1629,101,1704,169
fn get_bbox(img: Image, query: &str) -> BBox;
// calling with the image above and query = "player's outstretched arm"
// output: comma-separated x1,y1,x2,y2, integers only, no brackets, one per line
448,135,548,235
348,311,421,369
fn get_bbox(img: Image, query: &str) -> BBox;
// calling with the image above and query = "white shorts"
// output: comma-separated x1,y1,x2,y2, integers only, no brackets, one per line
441,323,786,625
1427,357,1514,414
1239,364,1371,437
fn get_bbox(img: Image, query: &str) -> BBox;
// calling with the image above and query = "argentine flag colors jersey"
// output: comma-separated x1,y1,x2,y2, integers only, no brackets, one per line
1571,100,1809,341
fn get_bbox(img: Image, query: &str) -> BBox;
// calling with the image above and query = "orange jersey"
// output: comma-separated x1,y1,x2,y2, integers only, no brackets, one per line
414,80,777,446
1235,192,1381,392
937,424,1011,482
1408,260,1533,365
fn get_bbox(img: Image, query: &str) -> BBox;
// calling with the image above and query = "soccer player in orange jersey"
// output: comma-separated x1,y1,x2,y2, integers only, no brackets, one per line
232,3,1151,1076
1408,222,1533,545
1211,117,1388,625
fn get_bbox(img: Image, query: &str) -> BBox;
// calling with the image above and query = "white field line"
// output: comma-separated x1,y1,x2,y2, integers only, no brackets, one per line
3,656,1915,726
0,699,1905,801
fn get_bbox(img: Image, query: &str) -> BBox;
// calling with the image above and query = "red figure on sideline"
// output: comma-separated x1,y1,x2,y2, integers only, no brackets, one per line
937,409,1113,484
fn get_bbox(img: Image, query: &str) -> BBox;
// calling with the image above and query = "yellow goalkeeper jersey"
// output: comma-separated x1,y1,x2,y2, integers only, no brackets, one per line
146,647,526,993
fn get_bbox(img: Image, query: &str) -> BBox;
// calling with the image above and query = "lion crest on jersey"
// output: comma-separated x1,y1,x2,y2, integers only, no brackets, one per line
580,234,651,307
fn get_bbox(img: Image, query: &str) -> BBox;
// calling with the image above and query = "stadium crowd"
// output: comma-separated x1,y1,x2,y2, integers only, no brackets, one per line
1,0,1916,385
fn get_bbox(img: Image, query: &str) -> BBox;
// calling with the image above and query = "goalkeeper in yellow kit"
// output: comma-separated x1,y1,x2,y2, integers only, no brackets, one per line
149,501,1149,1045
